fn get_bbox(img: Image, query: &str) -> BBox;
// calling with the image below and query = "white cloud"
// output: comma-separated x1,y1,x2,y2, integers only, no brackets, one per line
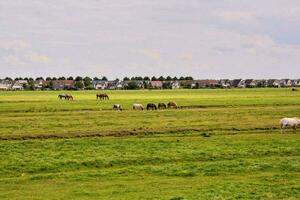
215,11,255,22
26,53,50,64
0,40,30,51
3,55,26,66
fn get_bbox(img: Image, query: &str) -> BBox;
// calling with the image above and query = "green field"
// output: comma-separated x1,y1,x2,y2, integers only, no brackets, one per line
0,89,300,199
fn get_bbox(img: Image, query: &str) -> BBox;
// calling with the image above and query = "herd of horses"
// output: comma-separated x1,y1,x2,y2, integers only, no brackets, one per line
58,93,178,111
113,102,177,111
57,93,300,133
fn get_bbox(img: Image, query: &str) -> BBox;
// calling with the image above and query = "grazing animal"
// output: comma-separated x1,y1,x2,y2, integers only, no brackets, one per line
167,101,178,109
158,103,167,110
280,117,300,133
133,103,144,110
147,103,157,110
66,94,73,101
96,93,109,100
58,94,66,100
58,94,73,101
113,104,122,111
292,88,298,91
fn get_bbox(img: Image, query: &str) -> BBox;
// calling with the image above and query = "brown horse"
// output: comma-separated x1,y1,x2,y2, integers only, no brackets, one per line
158,103,167,110
96,93,109,100
58,94,73,101
66,94,73,101
167,101,177,109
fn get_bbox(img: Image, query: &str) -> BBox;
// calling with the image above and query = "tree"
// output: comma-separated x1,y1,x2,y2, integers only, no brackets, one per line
127,81,139,90
185,76,193,80
58,77,66,80
123,77,130,81
36,77,44,81
179,76,185,81
74,81,84,90
151,76,157,81
143,76,150,81
4,77,12,81
67,76,74,80
102,76,108,81
75,76,83,81
46,77,52,81
93,77,99,81
158,76,165,81
52,77,57,80
83,76,92,87
166,76,172,81
163,82,171,89
173,77,178,80
49,81,54,89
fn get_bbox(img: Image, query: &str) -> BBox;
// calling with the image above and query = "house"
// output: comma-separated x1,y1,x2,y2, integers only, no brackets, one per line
281,79,293,87
195,80,220,88
52,80,74,90
231,79,242,87
292,79,300,87
11,80,28,90
179,80,196,88
135,81,144,89
34,80,45,90
171,81,180,89
0,80,12,90
220,79,231,88
92,80,108,90
267,79,281,87
107,80,123,90
238,79,255,88
150,81,163,89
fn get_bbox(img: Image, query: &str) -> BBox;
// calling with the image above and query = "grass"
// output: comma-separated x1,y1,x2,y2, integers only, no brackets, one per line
0,88,299,199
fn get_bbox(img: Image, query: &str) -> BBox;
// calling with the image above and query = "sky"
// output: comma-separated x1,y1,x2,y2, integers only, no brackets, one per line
0,0,300,79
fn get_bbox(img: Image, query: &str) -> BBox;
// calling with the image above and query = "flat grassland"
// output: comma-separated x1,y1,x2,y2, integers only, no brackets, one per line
0,89,299,199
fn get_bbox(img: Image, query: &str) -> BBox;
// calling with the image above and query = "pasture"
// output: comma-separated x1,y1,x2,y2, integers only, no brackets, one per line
0,88,300,199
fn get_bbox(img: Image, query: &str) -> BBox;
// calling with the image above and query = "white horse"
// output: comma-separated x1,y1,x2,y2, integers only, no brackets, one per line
133,103,144,110
279,117,300,133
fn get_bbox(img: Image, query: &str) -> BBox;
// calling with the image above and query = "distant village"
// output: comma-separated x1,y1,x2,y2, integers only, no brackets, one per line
0,76,300,91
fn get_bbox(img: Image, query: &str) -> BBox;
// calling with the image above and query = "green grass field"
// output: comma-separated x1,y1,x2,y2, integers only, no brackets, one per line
0,89,299,199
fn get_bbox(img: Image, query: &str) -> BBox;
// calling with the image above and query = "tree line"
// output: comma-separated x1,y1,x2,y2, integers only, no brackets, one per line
1,76,194,82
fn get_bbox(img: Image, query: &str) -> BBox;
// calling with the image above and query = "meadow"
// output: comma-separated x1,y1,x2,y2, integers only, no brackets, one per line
0,88,299,199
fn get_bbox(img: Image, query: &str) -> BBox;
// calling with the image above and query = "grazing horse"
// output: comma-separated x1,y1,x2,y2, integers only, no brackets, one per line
147,103,157,110
113,104,122,111
133,103,144,110
167,101,178,109
66,94,73,101
96,93,109,100
58,94,66,100
292,88,298,91
58,94,73,101
280,117,300,133
158,103,167,110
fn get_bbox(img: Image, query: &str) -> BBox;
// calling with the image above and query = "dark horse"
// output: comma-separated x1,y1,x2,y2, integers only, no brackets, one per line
58,94,73,101
96,93,109,100
158,103,167,110
147,103,157,110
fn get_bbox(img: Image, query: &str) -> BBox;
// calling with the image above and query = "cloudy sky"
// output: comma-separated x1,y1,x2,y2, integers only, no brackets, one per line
1,0,300,79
